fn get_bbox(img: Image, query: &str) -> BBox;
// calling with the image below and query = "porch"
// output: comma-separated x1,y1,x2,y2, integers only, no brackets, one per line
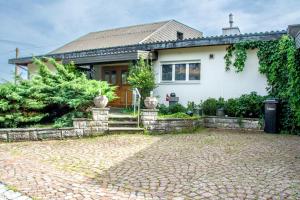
73,50,155,108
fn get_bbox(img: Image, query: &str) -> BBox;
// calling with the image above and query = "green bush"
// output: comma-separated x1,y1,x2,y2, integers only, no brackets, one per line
202,98,218,115
158,103,187,115
224,98,239,117
202,92,265,118
158,104,169,115
158,112,198,119
127,58,156,103
235,92,266,118
0,58,116,128
168,103,187,114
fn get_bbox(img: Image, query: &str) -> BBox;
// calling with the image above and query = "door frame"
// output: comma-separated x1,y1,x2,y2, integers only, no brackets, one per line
101,65,132,107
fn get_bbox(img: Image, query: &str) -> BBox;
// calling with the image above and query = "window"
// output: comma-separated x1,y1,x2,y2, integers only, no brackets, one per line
161,62,200,82
189,63,200,80
177,32,183,40
121,70,128,85
162,64,172,81
104,70,117,85
175,64,186,80
111,70,116,84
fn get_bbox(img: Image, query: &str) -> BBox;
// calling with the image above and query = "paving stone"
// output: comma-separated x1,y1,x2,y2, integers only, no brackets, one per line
0,130,299,199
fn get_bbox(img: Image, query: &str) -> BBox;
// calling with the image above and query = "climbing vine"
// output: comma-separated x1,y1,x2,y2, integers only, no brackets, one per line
224,35,300,133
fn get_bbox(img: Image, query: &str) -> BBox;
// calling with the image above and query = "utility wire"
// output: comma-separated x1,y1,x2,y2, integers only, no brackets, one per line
0,43,61,56
0,39,38,47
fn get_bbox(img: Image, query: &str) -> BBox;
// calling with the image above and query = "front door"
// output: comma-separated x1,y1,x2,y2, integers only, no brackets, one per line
102,66,132,107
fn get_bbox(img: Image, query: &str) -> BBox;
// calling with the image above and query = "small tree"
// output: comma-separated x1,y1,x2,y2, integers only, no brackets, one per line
127,58,156,103
0,57,117,128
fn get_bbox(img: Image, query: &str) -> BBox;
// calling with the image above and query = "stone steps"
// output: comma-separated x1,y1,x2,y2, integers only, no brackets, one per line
108,114,142,133
108,127,144,133
109,115,137,121
108,121,138,127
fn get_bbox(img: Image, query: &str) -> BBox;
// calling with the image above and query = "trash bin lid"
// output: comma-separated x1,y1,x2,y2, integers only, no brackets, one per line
264,98,279,103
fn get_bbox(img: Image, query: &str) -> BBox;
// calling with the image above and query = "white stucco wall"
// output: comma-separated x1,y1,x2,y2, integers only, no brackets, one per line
153,45,268,105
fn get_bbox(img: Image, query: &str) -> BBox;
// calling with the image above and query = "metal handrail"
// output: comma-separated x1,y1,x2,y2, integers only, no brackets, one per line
133,88,141,127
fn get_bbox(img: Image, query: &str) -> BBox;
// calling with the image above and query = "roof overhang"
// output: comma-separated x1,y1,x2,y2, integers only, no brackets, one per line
9,30,286,65
9,50,155,65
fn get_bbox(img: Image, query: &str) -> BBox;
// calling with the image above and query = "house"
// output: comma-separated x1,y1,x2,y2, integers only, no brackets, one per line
9,18,296,107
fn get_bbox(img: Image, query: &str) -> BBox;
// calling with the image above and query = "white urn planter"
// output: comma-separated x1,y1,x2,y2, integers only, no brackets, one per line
94,95,108,108
144,96,158,109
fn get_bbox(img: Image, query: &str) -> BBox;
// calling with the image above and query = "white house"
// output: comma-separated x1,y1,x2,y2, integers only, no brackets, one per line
9,18,292,107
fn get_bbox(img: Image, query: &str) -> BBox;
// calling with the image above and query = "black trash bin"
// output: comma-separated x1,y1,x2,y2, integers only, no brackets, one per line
264,98,279,133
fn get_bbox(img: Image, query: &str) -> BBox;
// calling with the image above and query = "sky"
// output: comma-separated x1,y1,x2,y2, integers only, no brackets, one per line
0,0,300,82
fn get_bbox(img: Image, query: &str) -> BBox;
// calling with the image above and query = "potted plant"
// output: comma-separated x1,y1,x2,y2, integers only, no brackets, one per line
216,97,225,117
144,91,158,109
94,90,108,108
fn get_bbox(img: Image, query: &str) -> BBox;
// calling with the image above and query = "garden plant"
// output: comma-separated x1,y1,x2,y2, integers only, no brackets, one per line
0,58,116,128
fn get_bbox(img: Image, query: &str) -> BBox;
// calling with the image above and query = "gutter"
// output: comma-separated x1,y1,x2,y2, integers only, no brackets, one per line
8,30,286,65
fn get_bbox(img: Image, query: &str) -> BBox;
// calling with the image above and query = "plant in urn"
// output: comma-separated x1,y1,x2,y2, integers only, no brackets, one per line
94,89,108,108
144,91,158,109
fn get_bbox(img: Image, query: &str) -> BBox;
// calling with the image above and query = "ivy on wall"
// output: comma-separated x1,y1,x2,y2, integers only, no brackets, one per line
224,35,300,133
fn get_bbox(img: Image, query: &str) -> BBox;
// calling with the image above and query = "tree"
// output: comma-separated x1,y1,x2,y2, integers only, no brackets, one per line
127,58,156,103
0,58,116,128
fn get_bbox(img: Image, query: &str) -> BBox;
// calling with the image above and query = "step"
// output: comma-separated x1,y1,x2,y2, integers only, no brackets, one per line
108,121,138,127
109,115,138,121
108,127,144,132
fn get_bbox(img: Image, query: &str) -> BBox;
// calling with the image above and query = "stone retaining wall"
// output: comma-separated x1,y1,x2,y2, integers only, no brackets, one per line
141,109,261,132
151,118,203,133
0,127,75,142
141,109,202,133
0,108,110,142
203,116,262,130
0,109,262,142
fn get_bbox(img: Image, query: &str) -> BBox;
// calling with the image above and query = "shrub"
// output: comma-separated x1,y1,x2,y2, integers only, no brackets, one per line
202,98,218,115
168,103,187,114
158,103,187,115
235,92,266,118
224,98,239,117
127,58,156,103
159,112,197,119
202,92,266,118
0,58,116,128
158,104,169,115
217,97,225,109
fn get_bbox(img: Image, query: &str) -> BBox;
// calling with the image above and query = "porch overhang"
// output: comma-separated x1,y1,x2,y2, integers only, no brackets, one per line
8,50,156,66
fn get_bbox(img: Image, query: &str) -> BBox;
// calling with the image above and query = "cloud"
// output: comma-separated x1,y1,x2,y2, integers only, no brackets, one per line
0,0,299,81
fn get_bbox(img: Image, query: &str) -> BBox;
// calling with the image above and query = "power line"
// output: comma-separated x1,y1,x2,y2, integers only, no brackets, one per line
0,43,61,56
0,39,38,47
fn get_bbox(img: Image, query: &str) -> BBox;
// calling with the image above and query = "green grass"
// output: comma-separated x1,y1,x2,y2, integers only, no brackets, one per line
28,123,54,128
158,112,201,119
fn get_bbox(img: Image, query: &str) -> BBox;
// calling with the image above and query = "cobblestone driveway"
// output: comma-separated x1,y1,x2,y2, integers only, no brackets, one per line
0,130,299,199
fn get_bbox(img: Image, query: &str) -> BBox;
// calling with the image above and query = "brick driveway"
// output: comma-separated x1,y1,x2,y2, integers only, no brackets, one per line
0,130,299,199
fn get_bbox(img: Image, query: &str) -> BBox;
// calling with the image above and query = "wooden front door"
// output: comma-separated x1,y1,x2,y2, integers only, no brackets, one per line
102,66,132,107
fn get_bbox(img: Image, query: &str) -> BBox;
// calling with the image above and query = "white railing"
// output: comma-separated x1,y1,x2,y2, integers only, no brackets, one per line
133,88,141,127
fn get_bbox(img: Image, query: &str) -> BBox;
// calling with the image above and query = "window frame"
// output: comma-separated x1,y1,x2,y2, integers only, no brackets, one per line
160,60,201,83
161,64,173,82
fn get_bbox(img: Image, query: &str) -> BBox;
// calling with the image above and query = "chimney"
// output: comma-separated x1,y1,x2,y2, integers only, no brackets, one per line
222,13,241,36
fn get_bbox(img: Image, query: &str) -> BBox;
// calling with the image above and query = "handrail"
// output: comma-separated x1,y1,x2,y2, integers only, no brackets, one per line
133,88,141,127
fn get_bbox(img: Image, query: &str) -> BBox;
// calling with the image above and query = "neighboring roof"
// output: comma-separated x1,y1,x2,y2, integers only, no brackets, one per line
50,20,203,54
9,30,286,65
288,24,300,48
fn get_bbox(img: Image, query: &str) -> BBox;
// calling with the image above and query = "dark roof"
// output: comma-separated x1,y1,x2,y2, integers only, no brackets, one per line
9,30,286,65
